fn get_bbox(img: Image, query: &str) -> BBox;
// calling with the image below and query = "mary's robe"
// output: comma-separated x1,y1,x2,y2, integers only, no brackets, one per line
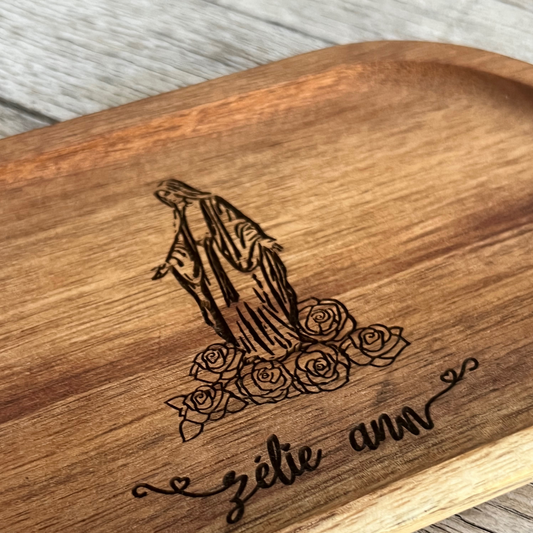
165,195,300,359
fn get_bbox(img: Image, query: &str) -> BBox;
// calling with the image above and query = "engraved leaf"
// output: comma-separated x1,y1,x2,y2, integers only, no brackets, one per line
165,395,186,416
179,420,204,442
226,395,247,414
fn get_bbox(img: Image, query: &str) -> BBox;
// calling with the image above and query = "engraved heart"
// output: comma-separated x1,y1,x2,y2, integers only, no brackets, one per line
440,369,457,384
170,476,190,492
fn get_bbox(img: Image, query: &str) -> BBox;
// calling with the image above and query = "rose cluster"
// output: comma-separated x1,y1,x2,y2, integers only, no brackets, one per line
167,298,409,441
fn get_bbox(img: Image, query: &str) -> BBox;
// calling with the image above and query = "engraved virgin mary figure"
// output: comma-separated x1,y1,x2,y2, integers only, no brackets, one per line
152,180,300,359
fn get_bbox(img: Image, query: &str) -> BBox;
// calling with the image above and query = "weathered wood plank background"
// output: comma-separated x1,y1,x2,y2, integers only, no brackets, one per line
1,2,532,532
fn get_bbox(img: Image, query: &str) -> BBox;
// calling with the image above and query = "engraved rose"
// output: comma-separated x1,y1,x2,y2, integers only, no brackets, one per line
166,383,246,441
341,324,409,367
297,298,356,343
236,360,293,404
190,343,244,383
184,384,227,421
284,343,349,393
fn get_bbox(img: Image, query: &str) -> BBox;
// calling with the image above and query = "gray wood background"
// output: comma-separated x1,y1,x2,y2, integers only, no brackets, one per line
1,1,532,531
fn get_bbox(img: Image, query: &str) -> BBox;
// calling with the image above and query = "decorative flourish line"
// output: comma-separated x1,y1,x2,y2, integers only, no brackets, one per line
349,357,479,452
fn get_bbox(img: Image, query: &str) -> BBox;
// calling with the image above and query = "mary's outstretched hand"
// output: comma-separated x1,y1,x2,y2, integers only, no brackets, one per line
261,238,283,253
152,263,171,280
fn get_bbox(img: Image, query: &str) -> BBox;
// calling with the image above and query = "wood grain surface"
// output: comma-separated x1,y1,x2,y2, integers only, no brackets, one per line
1,41,533,532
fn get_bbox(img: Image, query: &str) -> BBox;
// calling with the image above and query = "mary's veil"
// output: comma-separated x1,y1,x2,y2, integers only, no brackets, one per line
156,179,212,200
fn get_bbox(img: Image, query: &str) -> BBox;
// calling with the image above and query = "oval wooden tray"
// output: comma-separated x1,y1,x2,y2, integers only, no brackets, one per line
1,42,533,533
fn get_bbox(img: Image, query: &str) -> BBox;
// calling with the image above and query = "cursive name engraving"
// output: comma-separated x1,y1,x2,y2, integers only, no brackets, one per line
133,358,479,524
349,357,479,452
132,434,322,524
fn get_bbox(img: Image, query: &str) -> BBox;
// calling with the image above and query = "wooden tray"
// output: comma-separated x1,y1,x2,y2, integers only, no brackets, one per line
2,41,533,533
